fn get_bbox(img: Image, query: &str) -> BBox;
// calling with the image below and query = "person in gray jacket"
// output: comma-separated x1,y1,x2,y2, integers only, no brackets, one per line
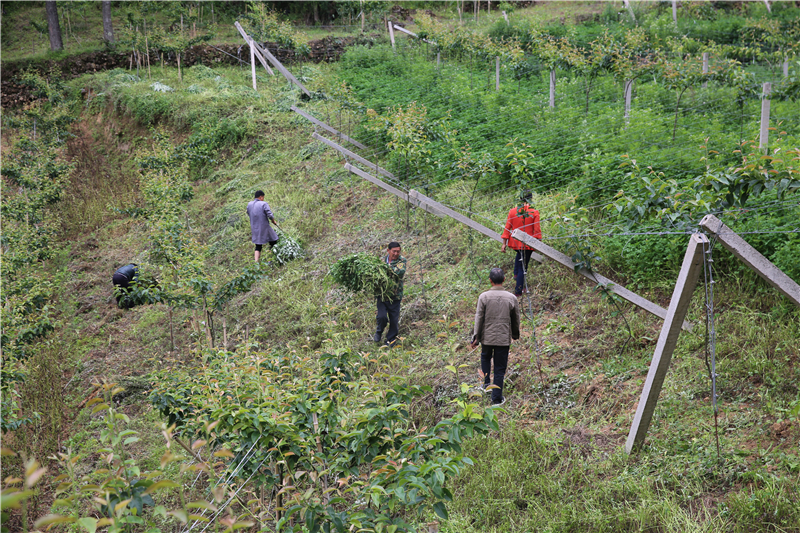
246,190,279,262
470,267,520,406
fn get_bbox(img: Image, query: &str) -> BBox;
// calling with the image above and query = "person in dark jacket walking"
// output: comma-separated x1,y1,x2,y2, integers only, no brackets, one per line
246,190,279,262
374,242,406,348
471,267,520,406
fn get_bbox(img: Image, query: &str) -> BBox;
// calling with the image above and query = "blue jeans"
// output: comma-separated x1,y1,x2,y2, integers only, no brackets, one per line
376,298,401,345
481,345,509,404
514,249,533,295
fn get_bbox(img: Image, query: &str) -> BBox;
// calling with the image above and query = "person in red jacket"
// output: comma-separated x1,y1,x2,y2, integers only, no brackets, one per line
500,191,542,296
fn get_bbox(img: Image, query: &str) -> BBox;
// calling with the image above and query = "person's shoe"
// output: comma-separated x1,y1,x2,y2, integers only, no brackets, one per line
385,339,397,348
491,397,506,407
479,383,493,394
373,333,382,343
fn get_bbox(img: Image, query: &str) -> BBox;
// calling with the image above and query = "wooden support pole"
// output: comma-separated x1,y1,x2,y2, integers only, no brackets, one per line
250,39,257,91
511,229,690,329
388,19,395,49
413,193,543,263
759,82,771,151
624,79,633,124
700,215,800,307
496,57,500,91
625,233,708,453
702,52,709,89
549,69,556,108
292,108,368,151
313,132,392,180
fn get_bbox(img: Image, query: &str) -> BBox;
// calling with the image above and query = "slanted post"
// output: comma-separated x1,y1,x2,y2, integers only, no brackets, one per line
763,0,771,13
549,69,556,108
759,82,771,152
502,10,509,25
250,39,257,91
624,79,633,124
388,19,395,50
496,57,500,91
626,233,709,453
699,215,800,307
672,0,677,24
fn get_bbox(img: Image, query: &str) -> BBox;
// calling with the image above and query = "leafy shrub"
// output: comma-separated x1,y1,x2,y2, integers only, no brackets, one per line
330,253,398,301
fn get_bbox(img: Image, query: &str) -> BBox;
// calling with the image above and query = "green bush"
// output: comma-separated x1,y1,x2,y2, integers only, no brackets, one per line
330,252,398,301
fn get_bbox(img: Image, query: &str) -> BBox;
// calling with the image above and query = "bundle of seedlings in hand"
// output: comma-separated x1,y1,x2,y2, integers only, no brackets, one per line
330,253,398,301
272,227,305,265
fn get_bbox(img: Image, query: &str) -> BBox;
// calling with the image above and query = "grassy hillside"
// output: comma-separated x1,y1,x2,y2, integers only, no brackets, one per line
2,4,799,533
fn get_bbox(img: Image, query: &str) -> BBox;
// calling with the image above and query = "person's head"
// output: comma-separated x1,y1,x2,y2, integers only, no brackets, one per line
254,190,265,200
489,267,505,286
387,241,401,261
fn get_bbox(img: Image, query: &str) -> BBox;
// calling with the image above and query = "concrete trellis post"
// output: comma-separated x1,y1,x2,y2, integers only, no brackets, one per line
388,19,395,50
783,59,790,79
496,57,500,91
699,215,800,307
672,0,677,24
250,40,257,91
626,233,709,453
759,82,771,151
549,69,556,108
763,0,771,13
702,52,709,89
502,10,509,25
624,79,633,124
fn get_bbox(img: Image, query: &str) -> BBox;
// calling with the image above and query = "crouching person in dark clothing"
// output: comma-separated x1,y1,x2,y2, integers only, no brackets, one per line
112,263,138,309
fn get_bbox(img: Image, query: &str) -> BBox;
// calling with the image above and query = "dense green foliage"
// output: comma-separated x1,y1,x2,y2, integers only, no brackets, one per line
330,253,399,301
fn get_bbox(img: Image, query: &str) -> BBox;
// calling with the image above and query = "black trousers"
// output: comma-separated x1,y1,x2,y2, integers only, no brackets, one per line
514,249,533,295
376,298,401,345
481,345,509,403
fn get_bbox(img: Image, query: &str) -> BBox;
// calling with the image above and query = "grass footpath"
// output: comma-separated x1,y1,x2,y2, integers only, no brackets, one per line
2,31,799,533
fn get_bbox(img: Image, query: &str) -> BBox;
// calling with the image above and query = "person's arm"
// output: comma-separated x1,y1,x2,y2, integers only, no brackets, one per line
472,295,485,348
511,297,520,341
500,210,514,253
263,202,278,226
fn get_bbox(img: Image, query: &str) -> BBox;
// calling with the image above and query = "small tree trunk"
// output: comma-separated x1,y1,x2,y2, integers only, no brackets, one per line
672,87,688,141
169,306,175,352
177,51,182,81
45,1,64,51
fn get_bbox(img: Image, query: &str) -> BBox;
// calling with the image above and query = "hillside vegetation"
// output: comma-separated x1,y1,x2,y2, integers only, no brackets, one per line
2,2,799,533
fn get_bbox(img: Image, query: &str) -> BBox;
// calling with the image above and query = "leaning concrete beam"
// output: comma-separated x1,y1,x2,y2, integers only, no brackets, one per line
234,21,311,97
344,164,445,218
295,109,368,151
700,214,800,308
411,192,543,263
311,131,382,175
626,233,708,453
511,229,692,331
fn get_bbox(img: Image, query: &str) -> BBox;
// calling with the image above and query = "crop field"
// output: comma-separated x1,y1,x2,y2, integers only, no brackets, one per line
1,2,799,533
